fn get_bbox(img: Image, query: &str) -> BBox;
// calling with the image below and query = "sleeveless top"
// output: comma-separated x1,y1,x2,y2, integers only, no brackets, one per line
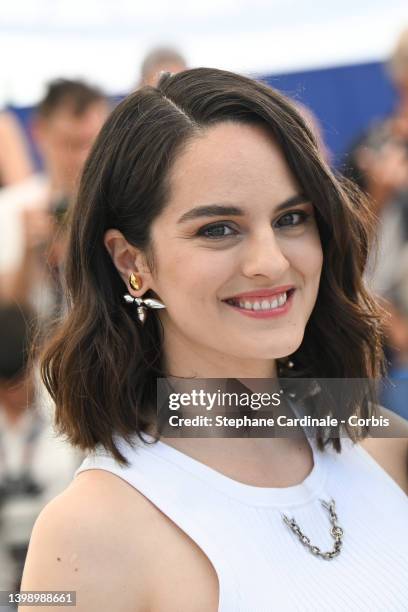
76,434,408,612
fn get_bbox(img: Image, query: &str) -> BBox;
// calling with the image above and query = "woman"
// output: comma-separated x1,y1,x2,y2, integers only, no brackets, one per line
21,69,407,612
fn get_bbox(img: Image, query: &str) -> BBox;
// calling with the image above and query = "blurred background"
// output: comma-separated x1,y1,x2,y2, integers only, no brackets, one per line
1,0,408,603
2,0,408,162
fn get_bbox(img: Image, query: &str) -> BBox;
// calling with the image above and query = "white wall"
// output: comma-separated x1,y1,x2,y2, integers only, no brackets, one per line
1,0,408,105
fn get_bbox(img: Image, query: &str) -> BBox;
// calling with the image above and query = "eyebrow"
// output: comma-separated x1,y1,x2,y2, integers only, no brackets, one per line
177,194,309,224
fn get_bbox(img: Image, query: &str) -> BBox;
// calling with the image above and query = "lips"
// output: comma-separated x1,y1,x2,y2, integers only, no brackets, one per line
223,285,295,301
223,287,295,318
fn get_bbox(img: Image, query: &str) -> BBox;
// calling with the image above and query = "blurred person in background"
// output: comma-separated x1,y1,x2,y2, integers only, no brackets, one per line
0,305,79,598
32,79,109,205
138,46,187,87
344,27,408,276
0,110,33,187
0,79,110,320
343,28,408,416
387,27,408,141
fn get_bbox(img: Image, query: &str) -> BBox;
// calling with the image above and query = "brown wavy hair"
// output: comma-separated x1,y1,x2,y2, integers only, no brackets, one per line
40,67,386,462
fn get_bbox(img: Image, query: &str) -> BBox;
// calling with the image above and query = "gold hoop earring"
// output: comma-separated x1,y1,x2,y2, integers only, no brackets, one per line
129,273,142,291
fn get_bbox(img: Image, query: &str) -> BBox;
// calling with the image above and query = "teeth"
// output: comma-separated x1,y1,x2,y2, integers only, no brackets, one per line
229,292,288,311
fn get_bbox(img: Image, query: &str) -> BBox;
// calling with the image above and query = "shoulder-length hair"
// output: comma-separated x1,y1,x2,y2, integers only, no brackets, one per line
41,67,386,462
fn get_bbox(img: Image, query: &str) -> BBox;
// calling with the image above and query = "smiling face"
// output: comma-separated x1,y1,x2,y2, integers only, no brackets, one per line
140,121,323,377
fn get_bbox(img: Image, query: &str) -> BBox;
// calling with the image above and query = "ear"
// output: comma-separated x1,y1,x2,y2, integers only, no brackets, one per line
104,229,154,295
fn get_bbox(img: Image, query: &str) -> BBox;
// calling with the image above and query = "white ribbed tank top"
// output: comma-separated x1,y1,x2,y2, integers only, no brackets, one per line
76,434,408,612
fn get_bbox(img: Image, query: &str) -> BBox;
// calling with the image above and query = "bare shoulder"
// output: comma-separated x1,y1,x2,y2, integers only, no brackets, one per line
359,407,408,495
20,469,156,612
21,468,219,612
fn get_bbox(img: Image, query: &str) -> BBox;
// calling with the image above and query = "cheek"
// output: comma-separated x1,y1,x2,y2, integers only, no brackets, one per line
285,235,323,280
302,245,323,311
309,245,324,281
154,245,234,308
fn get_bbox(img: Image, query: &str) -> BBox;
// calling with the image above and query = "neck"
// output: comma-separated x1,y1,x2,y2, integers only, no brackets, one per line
162,327,278,379
150,326,312,485
158,421,312,488
46,167,76,202
0,379,35,427
1,402,28,426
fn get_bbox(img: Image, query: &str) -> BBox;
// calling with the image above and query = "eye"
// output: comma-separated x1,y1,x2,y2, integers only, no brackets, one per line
275,210,310,228
197,223,239,239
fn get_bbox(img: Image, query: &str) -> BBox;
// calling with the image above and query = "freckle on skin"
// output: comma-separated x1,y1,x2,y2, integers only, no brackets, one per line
57,557,61,562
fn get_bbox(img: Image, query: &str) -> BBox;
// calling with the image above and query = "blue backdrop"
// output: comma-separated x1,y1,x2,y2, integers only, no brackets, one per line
263,60,397,166
11,60,398,169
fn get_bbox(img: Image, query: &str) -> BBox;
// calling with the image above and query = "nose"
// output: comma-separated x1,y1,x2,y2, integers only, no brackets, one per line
240,228,290,280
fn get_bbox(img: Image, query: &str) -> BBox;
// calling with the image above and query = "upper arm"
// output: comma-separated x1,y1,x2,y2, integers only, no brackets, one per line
19,476,150,612
0,112,33,185
360,406,408,495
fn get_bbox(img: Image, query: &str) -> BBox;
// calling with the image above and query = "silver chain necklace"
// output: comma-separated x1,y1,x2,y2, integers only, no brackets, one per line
282,499,344,560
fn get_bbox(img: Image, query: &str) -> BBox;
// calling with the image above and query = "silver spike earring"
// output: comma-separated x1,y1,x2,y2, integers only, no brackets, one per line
124,273,166,324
